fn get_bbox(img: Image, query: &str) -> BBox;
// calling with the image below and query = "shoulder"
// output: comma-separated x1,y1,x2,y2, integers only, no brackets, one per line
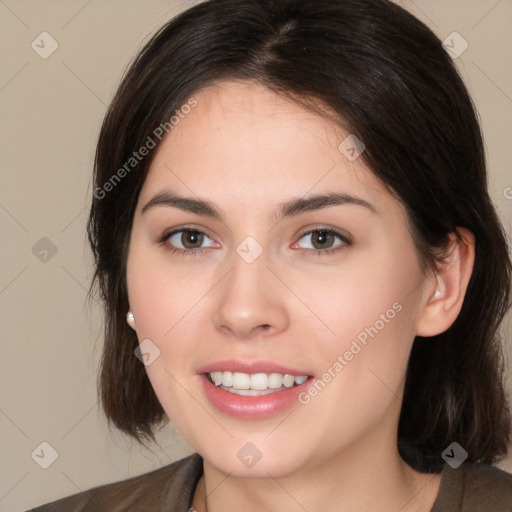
432,461,512,511
26,452,203,512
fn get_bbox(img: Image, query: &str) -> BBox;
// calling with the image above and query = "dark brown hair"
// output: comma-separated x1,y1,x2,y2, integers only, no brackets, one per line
87,0,511,472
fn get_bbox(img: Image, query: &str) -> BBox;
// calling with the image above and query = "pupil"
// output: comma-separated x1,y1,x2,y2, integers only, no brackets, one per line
183,230,202,248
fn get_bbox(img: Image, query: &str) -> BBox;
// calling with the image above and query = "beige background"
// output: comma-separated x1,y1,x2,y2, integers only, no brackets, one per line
1,0,511,510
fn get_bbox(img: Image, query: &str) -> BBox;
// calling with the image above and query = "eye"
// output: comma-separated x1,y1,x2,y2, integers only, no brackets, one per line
293,227,351,256
159,227,219,255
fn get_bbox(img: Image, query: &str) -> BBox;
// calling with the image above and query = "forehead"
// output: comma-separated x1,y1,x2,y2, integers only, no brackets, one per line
139,80,391,215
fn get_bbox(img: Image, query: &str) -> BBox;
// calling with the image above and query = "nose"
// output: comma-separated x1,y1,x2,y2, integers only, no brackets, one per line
211,251,289,340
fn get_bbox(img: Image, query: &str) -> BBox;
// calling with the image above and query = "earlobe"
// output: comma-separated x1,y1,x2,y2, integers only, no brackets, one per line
416,228,475,337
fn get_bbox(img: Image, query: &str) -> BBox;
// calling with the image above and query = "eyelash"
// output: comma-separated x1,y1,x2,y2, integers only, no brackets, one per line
157,225,352,259
295,227,351,257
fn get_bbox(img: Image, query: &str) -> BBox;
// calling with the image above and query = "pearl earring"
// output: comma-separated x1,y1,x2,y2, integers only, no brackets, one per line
126,311,135,324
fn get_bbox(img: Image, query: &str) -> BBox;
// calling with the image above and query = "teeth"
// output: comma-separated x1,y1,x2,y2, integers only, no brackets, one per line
221,371,232,387
208,371,309,391
212,372,223,386
268,373,283,389
233,372,251,390
250,373,268,391
283,374,295,388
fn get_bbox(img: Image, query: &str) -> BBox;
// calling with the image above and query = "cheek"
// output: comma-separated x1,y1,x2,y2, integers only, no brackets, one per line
126,238,208,340
297,243,422,396
293,276,418,452
296,243,421,343
126,247,211,431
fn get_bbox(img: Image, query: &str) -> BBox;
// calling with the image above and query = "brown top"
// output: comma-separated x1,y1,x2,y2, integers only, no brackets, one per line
27,453,512,512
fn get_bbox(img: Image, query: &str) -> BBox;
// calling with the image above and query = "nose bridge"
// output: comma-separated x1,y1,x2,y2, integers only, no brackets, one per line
211,242,288,339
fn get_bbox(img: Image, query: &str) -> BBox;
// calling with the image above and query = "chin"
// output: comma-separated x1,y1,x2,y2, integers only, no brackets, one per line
198,441,312,479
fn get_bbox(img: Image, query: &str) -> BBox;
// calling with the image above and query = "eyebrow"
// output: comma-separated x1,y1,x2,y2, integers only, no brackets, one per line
141,189,378,220
142,190,222,218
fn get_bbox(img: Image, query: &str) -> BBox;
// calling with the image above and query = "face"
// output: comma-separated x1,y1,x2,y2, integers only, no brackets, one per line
126,80,431,478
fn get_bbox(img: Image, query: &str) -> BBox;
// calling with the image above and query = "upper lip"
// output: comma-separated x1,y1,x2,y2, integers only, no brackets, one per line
197,360,313,377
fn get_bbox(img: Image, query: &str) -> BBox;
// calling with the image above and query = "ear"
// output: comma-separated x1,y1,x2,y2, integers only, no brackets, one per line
415,228,475,337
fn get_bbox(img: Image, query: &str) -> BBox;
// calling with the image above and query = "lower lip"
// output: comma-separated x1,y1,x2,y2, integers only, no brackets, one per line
200,374,313,420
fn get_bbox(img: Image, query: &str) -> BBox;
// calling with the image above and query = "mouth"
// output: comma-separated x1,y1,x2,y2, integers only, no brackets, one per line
205,371,311,396
198,361,315,419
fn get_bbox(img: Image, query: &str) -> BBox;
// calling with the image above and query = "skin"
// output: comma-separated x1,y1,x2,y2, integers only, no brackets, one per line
126,80,475,512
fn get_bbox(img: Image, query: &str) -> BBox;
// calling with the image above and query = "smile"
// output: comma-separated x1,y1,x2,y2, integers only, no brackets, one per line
206,371,310,396
199,363,315,419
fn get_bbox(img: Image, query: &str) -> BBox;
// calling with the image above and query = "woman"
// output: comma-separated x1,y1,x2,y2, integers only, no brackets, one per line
29,0,512,510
